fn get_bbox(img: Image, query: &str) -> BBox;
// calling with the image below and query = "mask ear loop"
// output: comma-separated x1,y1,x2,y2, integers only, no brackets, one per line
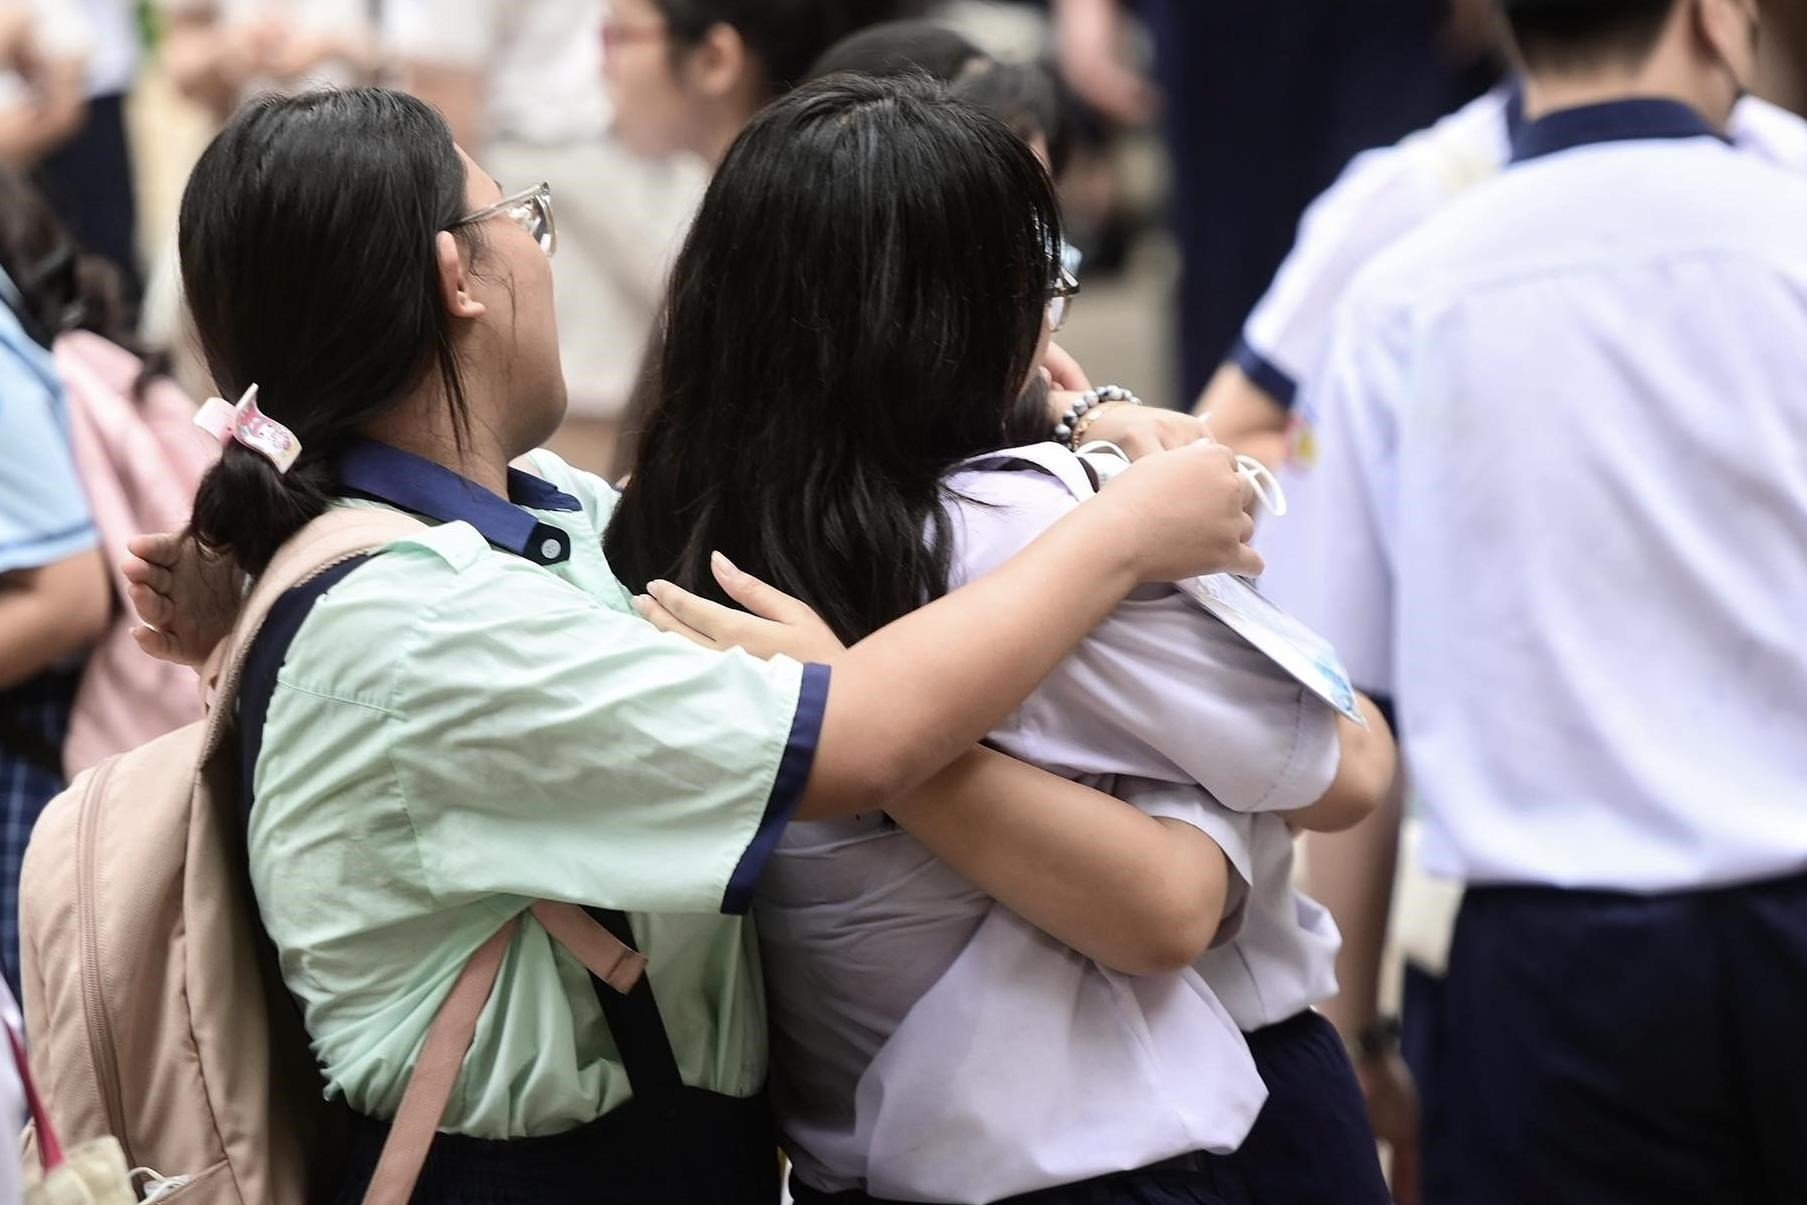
1235,455,1287,518
1075,439,1289,517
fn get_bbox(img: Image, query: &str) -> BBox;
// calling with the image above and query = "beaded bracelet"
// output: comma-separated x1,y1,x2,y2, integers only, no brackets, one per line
1054,384,1142,450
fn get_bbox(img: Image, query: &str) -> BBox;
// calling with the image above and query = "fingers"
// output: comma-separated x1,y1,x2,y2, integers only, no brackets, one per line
128,581,175,630
121,554,175,596
1042,342,1093,393
1238,471,1259,515
631,592,718,651
131,624,197,668
127,531,185,570
710,552,805,623
1227,542,1265,579
644,578,751,646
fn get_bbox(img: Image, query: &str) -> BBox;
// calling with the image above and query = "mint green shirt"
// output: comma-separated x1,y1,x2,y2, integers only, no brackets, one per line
247,445,826,1138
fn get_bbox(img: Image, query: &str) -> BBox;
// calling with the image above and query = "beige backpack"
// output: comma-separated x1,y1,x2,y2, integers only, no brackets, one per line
17,509,645,1204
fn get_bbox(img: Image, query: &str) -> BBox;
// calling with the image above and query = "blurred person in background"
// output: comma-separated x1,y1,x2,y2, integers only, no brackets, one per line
603,0,919,166
389,0,704,476
1199,0,1807,469
602,0,918,479
1053,0,1500,406
807,17,1071,175
0,171,113,998
0,2,89,168
34,0,142,307
157,0,384,122
1298,0,1807,1200
144,0,385,399
1185,6,1807,1193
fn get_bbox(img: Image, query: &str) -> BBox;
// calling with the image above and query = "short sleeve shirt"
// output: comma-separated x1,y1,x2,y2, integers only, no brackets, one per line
248,443,828,1138
1302,102,1807,891
0,278,96,578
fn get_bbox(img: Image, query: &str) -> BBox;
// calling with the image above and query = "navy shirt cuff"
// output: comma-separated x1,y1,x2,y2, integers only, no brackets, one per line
721,661,831,914
1230,336,1299,412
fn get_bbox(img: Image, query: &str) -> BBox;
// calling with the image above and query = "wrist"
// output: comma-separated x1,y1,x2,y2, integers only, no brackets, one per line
1055,384,1142,450
1345,1014,1402,1065
1043,498,1139,598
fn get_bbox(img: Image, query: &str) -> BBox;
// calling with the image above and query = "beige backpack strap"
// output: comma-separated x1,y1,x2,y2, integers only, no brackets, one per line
360,917,520,1205
360,906,645,1204
530,901,648,994
199,508,428,758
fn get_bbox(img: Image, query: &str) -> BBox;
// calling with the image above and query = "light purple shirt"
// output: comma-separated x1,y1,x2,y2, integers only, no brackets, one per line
759,444,1344,1201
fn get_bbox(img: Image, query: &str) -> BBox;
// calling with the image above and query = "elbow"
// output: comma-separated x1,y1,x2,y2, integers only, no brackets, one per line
1297,705,1400,833
1092,877,1227,977
1297,780,1385,834
794,748,915,821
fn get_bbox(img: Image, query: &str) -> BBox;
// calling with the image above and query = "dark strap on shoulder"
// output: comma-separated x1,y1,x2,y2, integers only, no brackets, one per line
237,555,686,1113
238,555,376,813
585,908,685,1110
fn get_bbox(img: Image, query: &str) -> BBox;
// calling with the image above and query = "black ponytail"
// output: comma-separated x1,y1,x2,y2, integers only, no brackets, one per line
179,88,479,575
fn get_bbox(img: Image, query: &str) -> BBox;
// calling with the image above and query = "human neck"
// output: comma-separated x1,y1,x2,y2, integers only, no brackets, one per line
1522,47,1736,130
362,383,517,498
698,112,747,168
695,89,764,167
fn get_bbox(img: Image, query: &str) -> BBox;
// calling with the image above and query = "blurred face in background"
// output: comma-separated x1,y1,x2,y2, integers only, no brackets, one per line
607,0,711,158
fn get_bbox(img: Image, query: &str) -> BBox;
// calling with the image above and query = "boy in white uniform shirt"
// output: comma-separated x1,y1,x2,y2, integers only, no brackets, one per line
1189,26,1807,1188
1301,0,1807,1201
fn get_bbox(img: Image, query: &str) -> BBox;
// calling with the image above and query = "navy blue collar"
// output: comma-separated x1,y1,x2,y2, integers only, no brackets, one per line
1510,97,1728,165
337,439,581,566
1503,77,1527,144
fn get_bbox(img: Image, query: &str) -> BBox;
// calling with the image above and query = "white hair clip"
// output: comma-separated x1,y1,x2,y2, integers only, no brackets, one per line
193,384,301,474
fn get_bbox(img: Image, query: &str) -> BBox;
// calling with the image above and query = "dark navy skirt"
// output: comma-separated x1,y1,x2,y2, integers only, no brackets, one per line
334,1088,779,1205
0,664,77,998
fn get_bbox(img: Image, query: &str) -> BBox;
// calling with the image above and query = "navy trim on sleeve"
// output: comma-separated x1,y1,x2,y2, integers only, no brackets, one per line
1231,336,1300,411
721,661,831,914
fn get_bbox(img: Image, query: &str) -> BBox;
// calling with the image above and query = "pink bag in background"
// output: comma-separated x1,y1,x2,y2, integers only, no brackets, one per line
53,330,220,780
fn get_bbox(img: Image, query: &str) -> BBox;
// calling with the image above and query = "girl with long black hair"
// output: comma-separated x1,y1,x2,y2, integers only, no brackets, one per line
607,74,1398,1205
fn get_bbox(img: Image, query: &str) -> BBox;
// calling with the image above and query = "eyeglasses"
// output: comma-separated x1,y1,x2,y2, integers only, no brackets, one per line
1047,267,1080,333
452,182,557,258
602,20,668,55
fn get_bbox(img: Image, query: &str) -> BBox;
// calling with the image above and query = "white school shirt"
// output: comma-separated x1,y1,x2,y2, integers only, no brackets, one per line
382,0,607,146
1301,99,1807,893
759,443,1344,1202
73,0,137,96
1253,87,1807,645
1236,85,1807,417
